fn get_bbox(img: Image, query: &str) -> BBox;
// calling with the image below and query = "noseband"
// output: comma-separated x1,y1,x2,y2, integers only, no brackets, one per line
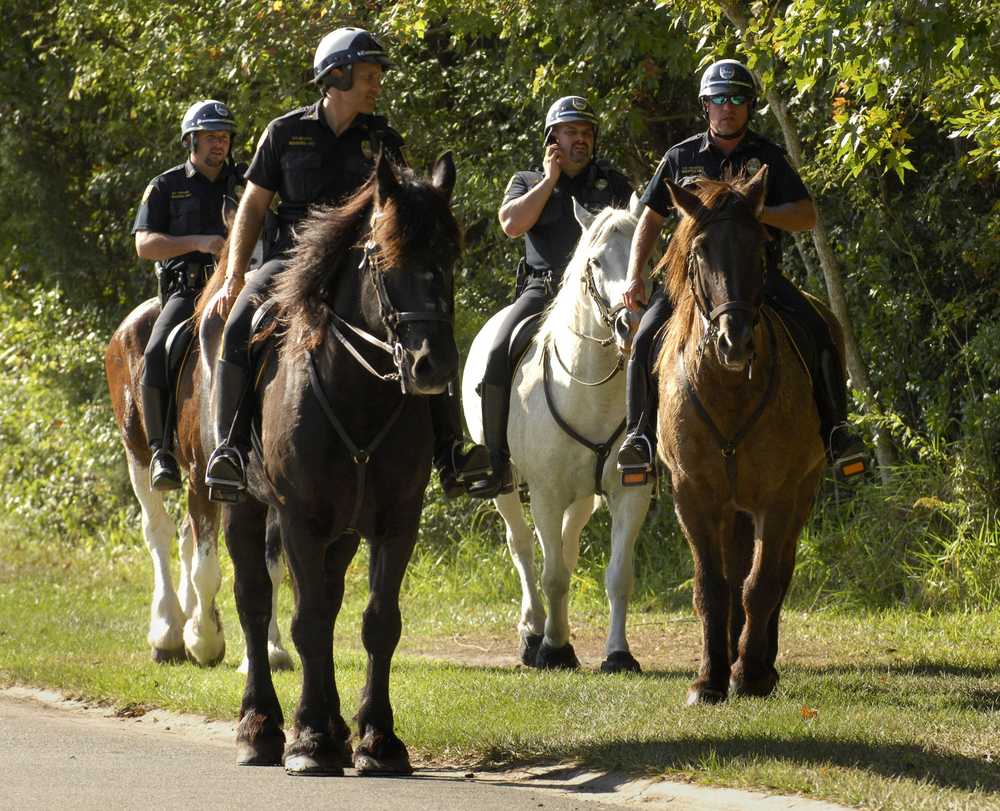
330,228,453,392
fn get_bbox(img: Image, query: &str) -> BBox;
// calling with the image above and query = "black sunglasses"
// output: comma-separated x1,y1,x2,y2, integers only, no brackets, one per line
707,94,749,106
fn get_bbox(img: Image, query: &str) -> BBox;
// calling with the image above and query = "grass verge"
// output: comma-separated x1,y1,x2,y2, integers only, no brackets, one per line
1,528,998,811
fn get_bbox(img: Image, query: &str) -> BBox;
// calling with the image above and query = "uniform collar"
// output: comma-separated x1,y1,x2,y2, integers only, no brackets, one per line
305,100,371,135
699,129,759,156
185,157,232,183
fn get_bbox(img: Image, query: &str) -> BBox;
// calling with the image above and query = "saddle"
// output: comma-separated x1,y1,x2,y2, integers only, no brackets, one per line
165,318,195,403
508,312,544,374
764,295,826,388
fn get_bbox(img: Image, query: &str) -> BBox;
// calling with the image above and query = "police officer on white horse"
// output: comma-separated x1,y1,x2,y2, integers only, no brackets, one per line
133,100,239,490
468,96,633,498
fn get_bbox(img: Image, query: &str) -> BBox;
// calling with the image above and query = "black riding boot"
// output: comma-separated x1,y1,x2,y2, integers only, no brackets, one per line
817,348,869,481
617,352,656,486
205,359,252,502
430,392,491,499
141,383,182,491
467,382,514,499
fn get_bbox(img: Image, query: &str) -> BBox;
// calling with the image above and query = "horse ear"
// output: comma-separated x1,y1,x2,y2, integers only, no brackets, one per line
375,150,400,207
431,151,456,201
665,178,705,220
573,197,596,231
628,192,645,219
742,165,769,219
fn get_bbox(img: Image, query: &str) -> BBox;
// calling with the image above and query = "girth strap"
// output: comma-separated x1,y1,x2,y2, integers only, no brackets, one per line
307,351,407,533
679,312,779,496
542,344,626,498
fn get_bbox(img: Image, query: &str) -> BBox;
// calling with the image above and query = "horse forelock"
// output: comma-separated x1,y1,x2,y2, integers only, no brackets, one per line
537,205,636,346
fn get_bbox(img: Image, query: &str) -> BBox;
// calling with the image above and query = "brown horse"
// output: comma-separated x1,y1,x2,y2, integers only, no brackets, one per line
656,168,835,704
201,153,461,775
105,227,291,670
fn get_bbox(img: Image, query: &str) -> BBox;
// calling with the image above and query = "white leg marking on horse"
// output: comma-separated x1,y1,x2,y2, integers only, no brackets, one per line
183,516,225,666
127,455,184,654
177,515,196,617
495,490,546,637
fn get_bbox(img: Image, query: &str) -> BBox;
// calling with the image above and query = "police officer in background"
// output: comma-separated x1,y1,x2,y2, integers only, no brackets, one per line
466,97,633,498
205,27,488,502
617,59,868,483
133,99,239,490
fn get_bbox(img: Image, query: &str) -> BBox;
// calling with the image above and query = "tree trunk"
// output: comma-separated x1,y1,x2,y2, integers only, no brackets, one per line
718,1,898,477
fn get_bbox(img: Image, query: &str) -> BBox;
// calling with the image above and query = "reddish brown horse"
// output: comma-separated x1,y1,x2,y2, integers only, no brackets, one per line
656,168,837,704
105,236,291,670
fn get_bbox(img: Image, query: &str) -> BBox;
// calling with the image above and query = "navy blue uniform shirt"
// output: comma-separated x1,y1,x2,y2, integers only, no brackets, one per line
246,101,406,231
132,159,237,274
503,159,633,279
640,130,809,269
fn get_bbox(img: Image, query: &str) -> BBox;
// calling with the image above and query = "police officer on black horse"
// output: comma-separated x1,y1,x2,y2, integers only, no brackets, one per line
133,99,240,490
617,59,868,483
467,96,633,498
205,27,489,502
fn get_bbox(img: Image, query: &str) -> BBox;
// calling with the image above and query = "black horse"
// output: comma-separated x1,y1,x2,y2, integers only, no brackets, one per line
209,153,460,774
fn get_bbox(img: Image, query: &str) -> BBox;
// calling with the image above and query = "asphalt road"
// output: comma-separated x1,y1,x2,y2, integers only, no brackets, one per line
0,689,845,811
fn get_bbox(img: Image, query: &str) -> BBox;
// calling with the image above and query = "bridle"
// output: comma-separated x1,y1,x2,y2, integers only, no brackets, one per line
552,257,631,387
328,221,453,393
686,211,768,364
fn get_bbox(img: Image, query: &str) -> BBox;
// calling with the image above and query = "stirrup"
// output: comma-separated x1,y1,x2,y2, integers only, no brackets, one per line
617,433,653,487
828,425,868,482
450,440,491,482
466,457,513,499
205,444,247,501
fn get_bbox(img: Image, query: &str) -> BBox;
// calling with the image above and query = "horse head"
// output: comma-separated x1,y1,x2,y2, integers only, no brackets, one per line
567,196,639,354
360,152,460,394
665,166,769,371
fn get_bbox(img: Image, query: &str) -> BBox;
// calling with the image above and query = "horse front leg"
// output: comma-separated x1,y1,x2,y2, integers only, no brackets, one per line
724,512,755,666
280,514,342,776
225,498,285,766
494,489,545,665
240,511,293,673
531,494,580,670
601,487,652,674
126,454,185,662
354,530,417,776
675,488,732,704
181,488,225,666
322,532,362,768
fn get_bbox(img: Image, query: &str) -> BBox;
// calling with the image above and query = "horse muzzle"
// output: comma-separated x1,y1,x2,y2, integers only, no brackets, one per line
716,314,755,371
396,336,458,395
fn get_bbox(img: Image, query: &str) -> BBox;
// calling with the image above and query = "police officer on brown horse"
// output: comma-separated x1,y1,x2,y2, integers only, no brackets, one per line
205,27,488,502
617,59,868,483
133,100,239,490
467,96,633,498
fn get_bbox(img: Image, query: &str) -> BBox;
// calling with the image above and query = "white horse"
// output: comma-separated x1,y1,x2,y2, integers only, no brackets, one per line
462,198,654,672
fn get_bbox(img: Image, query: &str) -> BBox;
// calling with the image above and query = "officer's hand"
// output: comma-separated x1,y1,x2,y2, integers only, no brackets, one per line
214,273,244,318
623,275,648,312
199,235,226,256
543,143,563,183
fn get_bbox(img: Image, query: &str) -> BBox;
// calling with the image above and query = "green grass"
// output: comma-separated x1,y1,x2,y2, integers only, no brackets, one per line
1,529,998,811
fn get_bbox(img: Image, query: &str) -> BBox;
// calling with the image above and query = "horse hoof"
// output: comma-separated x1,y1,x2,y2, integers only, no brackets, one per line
686,685,727,705
151,646,185,664
600,650,641,674
236,737,284,767
354,750,414,776
730,670,779,698
186,644,226,668
519,633,543,667
284,753,344,776
268,647,295,672
535,640,580,670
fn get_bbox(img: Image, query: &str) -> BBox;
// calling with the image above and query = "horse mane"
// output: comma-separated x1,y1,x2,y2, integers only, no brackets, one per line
536,205,638,347
659,177,761,364
275,166,461,355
